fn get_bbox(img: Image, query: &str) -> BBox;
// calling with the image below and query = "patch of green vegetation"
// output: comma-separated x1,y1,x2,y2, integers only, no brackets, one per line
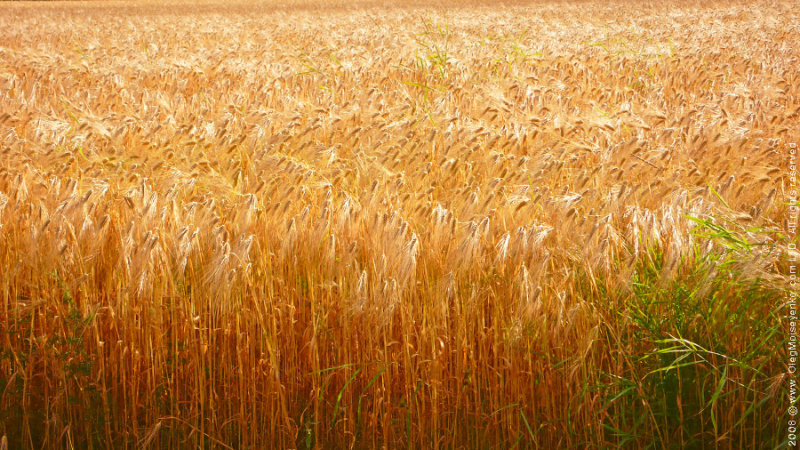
577,218,783,447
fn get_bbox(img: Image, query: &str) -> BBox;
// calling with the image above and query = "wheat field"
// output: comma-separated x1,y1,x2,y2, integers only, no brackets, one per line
0,0,797,448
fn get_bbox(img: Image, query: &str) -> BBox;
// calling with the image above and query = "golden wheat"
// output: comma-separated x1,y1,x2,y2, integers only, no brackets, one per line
0,0,796,448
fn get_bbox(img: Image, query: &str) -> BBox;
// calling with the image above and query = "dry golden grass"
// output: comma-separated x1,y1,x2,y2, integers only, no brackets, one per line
0,0,797,448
